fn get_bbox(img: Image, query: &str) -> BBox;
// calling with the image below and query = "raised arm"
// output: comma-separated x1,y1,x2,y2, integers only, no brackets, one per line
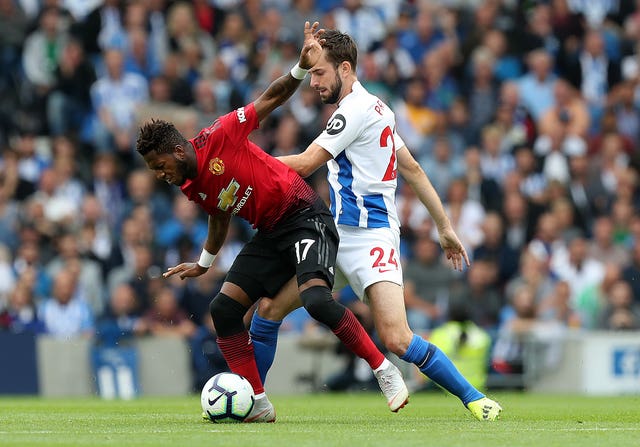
253,21,324,122
163,212,232,280
396,146,470,270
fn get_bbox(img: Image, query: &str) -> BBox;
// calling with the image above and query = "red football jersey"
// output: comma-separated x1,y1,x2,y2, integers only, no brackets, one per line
180,103,317,231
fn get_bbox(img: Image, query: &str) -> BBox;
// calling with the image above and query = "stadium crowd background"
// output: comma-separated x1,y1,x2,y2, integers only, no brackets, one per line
1,0,640,392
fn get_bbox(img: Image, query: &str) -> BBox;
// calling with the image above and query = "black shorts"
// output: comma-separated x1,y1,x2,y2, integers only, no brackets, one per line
225,199,338,302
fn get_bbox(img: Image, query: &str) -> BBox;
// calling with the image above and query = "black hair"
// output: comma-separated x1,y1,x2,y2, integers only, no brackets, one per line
321,29,358,72
136,119,187,156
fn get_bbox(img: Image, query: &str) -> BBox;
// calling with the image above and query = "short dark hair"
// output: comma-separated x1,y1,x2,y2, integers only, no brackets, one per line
136,119,187,156
321,29,358,72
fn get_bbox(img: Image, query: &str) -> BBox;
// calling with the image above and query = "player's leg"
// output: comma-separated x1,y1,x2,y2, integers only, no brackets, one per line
214,234,293,423
250,277,303,383
286,212,396,398
366,281,502,421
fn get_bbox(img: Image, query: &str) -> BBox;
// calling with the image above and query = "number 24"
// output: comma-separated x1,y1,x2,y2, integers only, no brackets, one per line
370,247,398,271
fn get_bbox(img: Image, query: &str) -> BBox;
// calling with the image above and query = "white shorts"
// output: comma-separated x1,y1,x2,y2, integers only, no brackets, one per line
333,225,404,302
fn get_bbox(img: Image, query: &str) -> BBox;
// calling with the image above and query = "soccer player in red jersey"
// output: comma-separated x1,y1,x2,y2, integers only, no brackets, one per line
135,22,406,423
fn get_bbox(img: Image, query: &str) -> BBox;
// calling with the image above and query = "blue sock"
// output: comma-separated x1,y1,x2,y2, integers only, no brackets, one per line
400,334,484,406
249,312,281,384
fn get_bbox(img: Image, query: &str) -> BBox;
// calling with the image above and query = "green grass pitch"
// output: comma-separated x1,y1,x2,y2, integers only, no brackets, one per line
1,392,639,447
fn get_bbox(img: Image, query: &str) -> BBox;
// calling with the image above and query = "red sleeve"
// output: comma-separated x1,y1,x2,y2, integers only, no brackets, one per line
219,103,259,144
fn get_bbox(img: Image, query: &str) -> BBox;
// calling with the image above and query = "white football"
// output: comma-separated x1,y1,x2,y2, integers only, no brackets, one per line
201,372,255,423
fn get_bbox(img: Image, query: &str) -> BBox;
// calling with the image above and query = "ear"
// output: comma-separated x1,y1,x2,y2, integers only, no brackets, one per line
340,61,352,78
173,144,185,160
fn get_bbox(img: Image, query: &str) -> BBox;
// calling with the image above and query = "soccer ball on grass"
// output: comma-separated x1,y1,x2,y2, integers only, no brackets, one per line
201,372,255,423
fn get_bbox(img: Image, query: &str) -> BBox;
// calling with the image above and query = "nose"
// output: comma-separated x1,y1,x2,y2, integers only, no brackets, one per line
155,170,165,180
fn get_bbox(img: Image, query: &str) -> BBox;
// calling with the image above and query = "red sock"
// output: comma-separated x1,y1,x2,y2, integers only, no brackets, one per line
217,331,265,395
332,309,385,369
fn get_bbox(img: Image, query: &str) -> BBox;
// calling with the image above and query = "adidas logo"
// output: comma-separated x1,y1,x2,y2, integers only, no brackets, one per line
482,405,491,420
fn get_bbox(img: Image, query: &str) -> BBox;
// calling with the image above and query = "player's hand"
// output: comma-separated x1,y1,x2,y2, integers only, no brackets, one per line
438,227,470,272
299,21,324,70
163,262,209,280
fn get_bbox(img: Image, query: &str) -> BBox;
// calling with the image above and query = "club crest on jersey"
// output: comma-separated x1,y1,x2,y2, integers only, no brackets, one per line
209,157,225,175
326,114,346,135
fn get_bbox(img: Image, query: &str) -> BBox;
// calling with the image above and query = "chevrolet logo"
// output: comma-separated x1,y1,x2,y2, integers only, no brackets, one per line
217,179,240,211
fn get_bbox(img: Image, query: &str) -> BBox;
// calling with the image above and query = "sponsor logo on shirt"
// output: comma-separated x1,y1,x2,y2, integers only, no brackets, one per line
236,107,247,123
232,185,253,215
217,179,240,211
326,113,346,135
209,157,225,175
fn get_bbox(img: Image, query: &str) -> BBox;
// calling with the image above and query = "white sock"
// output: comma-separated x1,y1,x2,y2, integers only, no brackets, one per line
373,358,391,373
254,392,266,400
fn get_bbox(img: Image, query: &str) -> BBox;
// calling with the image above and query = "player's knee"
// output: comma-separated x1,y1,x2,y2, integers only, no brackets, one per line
209,293,248,337
257,298,287,321
299,286,344,328
379,330,412,357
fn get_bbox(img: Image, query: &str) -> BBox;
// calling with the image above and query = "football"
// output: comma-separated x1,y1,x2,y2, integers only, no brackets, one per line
200,372,255,423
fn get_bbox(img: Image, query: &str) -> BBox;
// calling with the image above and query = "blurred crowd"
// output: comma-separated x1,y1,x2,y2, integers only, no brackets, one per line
1,0,640,389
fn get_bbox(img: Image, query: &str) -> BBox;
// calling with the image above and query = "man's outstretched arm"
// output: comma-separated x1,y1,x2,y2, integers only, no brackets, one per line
253,21,323,122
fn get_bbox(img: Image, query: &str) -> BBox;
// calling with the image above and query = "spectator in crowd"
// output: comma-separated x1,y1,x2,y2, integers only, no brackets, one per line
403,234,458,332
622,239,640,303
449,257,503,331
47,38,96,138
492,88,536,154
428,297,492,391
473,212,520,289
419,136,464,199
107,243,159,311
517,49,557,121
0,281,44,334
155,194,208,252
576,263,622,330
90,47,149,156
394,77,440,155
0,0,28,95
561,28,621,127
139,285,197,338
46,232,105,318
89,153,126,233
550,233,606,305
589,216,632,267
461,146,502,213
39,269,94,338
95,283,144,346
537,279,581,327
539,78,591,139
440,178,486,256
22,6,69,133
597,279,640,330
479,124,515,187
465,46,499,142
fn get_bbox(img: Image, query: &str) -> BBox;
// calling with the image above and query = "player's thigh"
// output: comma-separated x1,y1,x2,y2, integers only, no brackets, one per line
278,212,338,288
226,234,293,301
258,277,303,321
336,226,403,301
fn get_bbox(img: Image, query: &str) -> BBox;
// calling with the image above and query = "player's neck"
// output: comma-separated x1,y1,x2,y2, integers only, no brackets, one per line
185,142,199,179
338,76,358,104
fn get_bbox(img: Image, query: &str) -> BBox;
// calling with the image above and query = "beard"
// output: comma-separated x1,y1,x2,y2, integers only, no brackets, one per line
322,73,342,104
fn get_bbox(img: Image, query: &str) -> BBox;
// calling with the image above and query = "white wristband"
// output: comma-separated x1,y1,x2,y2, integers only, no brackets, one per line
290,63,308,80
197,248,216,268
